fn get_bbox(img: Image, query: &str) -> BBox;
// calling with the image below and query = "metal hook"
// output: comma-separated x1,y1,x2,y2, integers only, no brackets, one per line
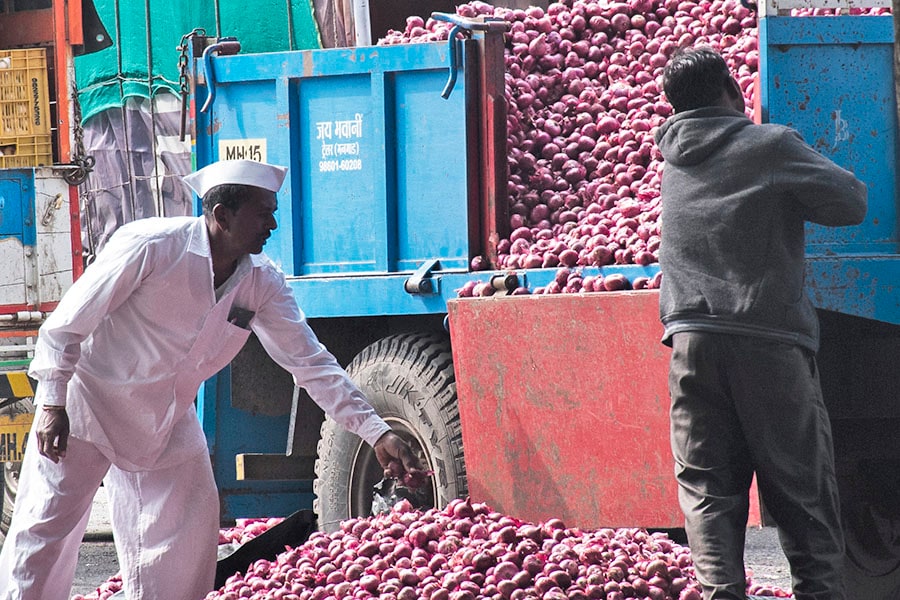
200,38,241,113
431,12,509,99
441,25,464,99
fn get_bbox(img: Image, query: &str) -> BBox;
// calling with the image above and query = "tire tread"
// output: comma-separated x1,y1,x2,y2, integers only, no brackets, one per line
314,332,466,531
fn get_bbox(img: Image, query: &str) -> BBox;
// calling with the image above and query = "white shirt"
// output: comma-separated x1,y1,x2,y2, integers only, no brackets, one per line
29,217,390,471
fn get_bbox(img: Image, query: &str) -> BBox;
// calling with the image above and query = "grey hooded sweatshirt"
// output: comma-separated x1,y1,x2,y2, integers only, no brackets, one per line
654,107,867,352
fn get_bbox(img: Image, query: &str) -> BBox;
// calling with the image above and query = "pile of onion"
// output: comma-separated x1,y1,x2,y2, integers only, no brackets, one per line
220,517,289,546
201,498,790,599
73,501,793,600
383,0,758,294
382,0,888,295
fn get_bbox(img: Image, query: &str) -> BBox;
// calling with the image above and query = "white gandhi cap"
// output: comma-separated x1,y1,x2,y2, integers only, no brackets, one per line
182,159,288,198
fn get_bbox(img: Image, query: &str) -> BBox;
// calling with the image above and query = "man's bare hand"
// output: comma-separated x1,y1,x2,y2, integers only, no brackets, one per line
373,431,431,488
35,407,69,463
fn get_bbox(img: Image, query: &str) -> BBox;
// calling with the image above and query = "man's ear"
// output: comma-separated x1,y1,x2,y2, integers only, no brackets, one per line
211,203,231,231
726,76,745,112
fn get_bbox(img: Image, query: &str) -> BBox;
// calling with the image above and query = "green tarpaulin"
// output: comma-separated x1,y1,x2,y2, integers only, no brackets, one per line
74,0,322,122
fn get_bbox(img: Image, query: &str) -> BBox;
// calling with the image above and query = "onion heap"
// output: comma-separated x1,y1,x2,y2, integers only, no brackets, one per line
220,517,290,547
74,500,792,599
383,1,887,295
383,0,758,295
201,498,791,599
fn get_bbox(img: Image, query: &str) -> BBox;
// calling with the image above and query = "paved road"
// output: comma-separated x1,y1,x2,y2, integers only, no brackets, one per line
71,489,794,598
743,525,794,592
72,487,117,597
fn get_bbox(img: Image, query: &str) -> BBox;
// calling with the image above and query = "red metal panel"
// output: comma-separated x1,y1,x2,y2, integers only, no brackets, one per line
67,0,85,47
53,0,72,161
448,291,763,529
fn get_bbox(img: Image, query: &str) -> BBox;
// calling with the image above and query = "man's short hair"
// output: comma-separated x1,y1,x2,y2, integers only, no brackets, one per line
662,46,733,113
202,184,259,215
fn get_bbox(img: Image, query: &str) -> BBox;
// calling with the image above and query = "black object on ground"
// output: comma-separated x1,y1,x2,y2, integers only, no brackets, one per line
214,509,317,589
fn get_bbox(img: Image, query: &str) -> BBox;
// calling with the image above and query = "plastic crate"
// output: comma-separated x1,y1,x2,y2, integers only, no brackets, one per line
0,48,50,137
0,133,52,167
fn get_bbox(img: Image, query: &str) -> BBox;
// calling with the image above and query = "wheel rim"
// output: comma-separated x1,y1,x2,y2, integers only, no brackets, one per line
347,418,436,517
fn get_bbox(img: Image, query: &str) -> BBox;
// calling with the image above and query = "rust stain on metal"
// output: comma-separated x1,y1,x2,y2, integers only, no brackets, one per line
208,117,222,135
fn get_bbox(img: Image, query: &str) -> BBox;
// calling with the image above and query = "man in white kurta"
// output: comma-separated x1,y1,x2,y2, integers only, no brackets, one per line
0,160,423,599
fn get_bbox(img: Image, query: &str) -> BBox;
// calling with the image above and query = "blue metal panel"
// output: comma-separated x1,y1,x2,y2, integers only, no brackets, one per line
393,69,470,271
298,74,381,273
0,169,35,246
222,490,316,522
197,367,313,521
196,42,472,282
759,14,900,325
196,76,296,272
759,16,896,255
287,264,662,319
807,256,900,321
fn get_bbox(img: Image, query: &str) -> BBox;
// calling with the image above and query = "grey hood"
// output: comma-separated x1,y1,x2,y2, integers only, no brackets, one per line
655,106,752,167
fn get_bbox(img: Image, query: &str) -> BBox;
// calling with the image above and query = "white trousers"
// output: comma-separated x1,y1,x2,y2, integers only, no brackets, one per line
0,432,219,600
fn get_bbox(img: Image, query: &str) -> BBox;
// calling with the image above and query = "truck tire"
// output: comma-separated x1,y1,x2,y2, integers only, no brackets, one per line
314,332,467,532
0,398,32,546
841,458,900,600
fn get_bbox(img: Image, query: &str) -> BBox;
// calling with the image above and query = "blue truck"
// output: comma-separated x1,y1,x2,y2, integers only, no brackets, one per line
0,0,895,596
183,2,900,597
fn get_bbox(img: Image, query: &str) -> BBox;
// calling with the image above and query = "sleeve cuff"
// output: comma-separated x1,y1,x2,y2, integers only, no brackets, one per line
358,415,392,448
35,380,68,408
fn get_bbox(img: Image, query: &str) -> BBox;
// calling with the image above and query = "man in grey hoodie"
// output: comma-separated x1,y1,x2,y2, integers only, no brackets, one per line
654,47,867,600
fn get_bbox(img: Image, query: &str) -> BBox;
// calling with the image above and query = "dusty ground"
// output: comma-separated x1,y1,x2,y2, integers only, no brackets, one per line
73,540,119,596
743,526,793,592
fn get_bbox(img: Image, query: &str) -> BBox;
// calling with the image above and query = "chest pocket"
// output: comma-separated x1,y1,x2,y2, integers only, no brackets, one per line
173,302,253,404
203,320,253,374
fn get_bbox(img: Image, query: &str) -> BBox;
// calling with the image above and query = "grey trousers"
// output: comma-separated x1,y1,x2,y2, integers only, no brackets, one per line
668,332,845,600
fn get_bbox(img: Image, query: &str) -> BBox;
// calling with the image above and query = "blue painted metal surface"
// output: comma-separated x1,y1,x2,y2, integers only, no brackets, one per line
759,14,899,324
0,169,36,246
197,367,315,521
195,42,472,282
287,265,661,318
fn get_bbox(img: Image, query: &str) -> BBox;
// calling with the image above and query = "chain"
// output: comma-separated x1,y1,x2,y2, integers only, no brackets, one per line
63,87,95,187
178,28,207,142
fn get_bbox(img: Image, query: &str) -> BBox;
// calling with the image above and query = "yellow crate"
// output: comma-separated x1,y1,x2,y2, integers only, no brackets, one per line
0,48,50,137
0,133,52,167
